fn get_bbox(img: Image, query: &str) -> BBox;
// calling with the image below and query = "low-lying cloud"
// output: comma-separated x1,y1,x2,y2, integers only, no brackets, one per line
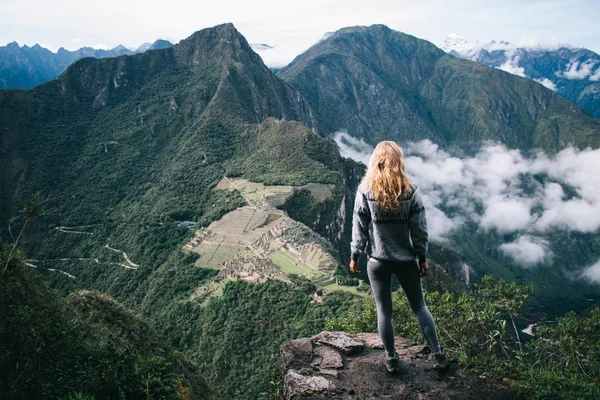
447,36,567,58
333,131,600,268
534,78,558,91
498,53,526,77
581,260,600,284
251,43,310,68
499,235,553,267
558,59,598,80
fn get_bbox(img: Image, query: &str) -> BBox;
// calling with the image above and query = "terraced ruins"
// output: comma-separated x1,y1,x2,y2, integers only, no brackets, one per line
185,177,362,302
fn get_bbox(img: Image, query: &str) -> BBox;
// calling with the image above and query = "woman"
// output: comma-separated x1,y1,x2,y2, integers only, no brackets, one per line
349,140,447,373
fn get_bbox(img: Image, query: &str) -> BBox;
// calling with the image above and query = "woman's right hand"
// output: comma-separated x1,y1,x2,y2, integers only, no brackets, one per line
419,260,429,277
350,259,360,274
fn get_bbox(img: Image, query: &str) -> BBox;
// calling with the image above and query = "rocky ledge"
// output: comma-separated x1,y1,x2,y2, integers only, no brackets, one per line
278,331,517,400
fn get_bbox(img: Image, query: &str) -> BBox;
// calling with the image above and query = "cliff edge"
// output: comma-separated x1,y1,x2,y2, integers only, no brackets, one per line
278,331,517,400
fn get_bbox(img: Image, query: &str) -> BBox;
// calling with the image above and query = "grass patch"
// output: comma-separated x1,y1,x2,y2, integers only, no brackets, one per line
268,250,316,277
194,244,242,269
324,283,366,296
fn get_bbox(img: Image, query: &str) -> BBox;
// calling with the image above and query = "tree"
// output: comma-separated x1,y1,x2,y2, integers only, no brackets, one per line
2,192,67,273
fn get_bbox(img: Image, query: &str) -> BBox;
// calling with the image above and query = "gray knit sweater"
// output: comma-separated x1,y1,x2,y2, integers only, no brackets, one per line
350,182,428,263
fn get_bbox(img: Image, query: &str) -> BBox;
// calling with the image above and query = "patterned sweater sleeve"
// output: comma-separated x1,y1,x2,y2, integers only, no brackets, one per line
350,187,371,261
409,188,429,262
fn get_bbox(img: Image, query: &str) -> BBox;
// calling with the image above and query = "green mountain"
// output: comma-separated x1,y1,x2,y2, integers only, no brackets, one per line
0,23,362,398
278,25,600,153
0,23,317,229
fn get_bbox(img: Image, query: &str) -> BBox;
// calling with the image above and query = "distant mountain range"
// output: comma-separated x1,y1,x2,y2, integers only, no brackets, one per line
441,34,600,118
0,39,173,90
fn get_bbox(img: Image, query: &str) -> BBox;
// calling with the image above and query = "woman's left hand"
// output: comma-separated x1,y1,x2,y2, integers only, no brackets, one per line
350,259,360,274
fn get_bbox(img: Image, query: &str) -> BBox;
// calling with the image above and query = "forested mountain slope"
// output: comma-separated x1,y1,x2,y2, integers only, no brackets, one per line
0,23,361,399
279,25,600,153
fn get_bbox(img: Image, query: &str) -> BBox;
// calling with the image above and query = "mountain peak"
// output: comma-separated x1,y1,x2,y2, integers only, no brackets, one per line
183,23,245,45
280,24,443,78
331,23,394,37
111,44,128,52
135,42,152,53
149,39,173,50
176,22,257,65
440,33,469,52
200,22,239,38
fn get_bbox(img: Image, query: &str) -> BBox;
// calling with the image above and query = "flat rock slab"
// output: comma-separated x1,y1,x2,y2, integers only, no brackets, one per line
312,331,364,355
280,331,518,400
284,370,336,399
311,345,344,369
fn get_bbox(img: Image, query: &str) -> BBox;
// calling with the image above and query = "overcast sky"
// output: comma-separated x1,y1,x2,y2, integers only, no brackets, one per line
1,0,599,67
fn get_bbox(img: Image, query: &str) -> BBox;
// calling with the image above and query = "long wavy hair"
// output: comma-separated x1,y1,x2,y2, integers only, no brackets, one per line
362,141,412,210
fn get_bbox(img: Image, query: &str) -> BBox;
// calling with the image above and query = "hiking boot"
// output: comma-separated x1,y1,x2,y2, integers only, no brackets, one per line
430,346,448,370
384,351,401,374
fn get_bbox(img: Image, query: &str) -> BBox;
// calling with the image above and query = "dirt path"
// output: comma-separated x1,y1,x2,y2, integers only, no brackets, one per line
25,262,77,279
104,140,119,152
55,226,95,235
26,257,99,264
104,244,140,269
222,176,258,208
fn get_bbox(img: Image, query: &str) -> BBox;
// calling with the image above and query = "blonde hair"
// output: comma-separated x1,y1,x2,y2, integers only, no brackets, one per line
362,141,412,210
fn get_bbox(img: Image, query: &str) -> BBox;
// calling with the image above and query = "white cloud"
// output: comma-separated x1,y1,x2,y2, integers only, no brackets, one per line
498,53,526,77
332,131,373,166
590,68,600,81
252,43,311,68
534,78,557,91
581,261,600,283
559,59,596,80
515,36,566,52
333,133,600,255
581,260,600,284
480,197,533,233
499,235,552,267
426,206,464,241
442,35,570,61
531,147,600,232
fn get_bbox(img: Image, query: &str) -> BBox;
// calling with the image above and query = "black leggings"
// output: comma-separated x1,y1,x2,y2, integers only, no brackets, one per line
367,257,441,356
